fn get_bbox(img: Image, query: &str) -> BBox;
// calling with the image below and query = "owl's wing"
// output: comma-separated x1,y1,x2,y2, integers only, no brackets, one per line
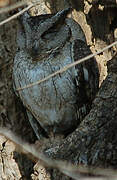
72,39,99,120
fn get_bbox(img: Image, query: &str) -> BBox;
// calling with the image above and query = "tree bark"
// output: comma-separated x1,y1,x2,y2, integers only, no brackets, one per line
44,53,117,164
0,0,117,179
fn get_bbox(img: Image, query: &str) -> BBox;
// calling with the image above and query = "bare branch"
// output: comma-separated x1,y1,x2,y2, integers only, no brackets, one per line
0,0,28,14
0,2,39,26
17,41,117,91
0,128,117,180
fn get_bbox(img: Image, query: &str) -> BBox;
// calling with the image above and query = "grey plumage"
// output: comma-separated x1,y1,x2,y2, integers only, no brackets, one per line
13,8,99,139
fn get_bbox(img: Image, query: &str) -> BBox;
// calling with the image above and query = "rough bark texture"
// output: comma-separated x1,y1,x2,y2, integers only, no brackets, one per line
42,55,117,179
0,0,117,179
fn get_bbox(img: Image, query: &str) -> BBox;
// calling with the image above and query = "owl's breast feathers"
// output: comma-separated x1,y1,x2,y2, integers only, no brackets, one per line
13,9,99,136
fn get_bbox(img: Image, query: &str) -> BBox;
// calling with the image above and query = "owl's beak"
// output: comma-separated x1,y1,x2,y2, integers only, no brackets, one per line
33,43,39,56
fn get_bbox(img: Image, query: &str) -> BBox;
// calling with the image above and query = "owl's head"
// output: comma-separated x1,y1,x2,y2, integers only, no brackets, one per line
17,8,71,58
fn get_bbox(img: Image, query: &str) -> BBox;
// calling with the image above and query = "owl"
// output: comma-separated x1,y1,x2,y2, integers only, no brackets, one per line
13,8,99,139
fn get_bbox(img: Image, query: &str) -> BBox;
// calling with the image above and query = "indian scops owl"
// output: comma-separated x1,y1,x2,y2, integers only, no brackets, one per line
13,8,99,139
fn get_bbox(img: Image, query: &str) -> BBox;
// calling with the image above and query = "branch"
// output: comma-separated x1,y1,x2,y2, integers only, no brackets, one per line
0,0,28,14
17,41,117,91
0,2,40,26
0,128,117,180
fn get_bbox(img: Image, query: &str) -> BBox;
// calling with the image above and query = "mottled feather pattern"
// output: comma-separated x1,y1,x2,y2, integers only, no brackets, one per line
71,39,99,120
13,8,99,138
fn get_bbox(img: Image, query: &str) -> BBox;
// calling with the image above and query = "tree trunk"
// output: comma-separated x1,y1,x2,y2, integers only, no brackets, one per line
0,0,117,179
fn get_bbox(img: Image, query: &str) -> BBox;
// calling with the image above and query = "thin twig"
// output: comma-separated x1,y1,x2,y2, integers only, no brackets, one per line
17,41,117,91
0,128,117,180
0,2,39,26
0,0,28,14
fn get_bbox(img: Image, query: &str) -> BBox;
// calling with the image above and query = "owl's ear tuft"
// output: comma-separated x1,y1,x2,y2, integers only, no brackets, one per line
17,8,30,25
16,24,26,50
52,8,72,23
16,9,30,49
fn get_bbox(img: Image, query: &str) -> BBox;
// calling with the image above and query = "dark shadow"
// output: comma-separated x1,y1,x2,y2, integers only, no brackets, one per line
13,152,35,180
45,0,85,12
86,6,117,42
8,93,37,143
94,0,117,6
69,0,84,11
